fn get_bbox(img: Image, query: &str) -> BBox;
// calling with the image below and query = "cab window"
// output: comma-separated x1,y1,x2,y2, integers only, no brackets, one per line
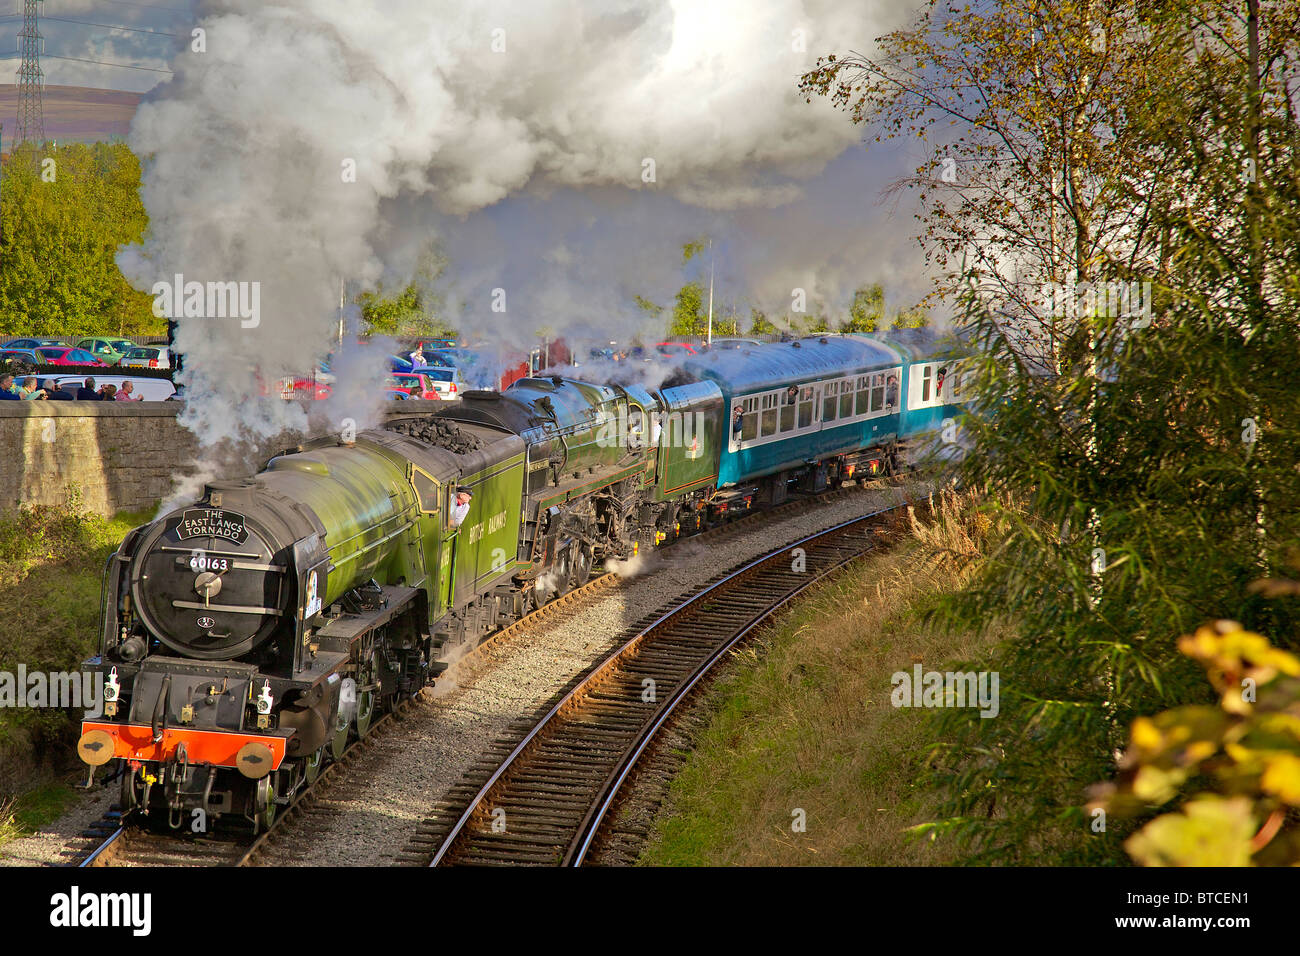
410,467,440,515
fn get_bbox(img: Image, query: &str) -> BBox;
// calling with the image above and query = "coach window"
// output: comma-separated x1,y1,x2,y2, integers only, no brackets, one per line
798,387,814,428
822,381,838,422
856,376,870,415
869,373,885,413
739,397,759,442
780,386,797,432
761,393,780,436
839,377,855,418
921,365,933,403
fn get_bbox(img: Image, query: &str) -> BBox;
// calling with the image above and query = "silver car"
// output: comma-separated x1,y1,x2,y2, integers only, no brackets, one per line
119,346,172,369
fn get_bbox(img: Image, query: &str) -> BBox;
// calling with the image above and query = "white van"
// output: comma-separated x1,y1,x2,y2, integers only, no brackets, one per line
44,373,177,402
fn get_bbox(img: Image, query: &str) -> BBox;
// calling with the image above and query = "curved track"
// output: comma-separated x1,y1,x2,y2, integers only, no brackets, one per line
419,504,907,867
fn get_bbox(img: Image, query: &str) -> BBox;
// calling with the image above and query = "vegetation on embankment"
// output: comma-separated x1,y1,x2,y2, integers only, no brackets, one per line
0,495,151,795
642,490,1004,866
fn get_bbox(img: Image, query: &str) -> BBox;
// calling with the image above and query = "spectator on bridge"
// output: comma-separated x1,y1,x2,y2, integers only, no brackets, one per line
43,378,73,401
19,376,45,400
99,383,118,400
76,377,101,401
116,381,143,401
0,374,19,400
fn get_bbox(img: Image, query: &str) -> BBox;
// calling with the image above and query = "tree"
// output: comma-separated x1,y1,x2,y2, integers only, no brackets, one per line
0,142,158,335
800,1,1182,373
668,280,707,338
809,0,1300,865
748,307,776,336
890,303,929,329
356,242,456,338
844,283,884,332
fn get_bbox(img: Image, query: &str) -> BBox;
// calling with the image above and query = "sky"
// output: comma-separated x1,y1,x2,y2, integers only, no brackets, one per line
2,0,937,328
0,0,192,93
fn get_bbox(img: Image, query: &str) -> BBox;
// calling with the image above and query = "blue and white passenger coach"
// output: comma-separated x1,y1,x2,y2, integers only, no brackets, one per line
679,330,966,508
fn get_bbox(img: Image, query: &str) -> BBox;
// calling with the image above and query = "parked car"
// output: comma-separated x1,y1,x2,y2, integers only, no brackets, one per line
386,372,443,400
425,348,521,389
0,348,41,367
655,341,698,357
119,346,172,369
411,365,466,399
700,337,764,351
384,388,411,401
1,337,65,350
276,376,331,401
43,373,176,401
75,337,139,365
35,346,107,366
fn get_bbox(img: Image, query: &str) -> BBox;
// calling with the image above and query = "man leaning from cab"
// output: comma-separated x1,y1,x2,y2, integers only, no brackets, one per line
451,487,473,528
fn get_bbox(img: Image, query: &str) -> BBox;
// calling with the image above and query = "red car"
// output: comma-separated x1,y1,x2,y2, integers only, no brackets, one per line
34,346,107,366
386,372,441,400
277,377,331,401
655,341,698,357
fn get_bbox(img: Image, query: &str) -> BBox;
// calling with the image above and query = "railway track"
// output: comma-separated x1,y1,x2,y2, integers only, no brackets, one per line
409,503,909,867
71,478,910,867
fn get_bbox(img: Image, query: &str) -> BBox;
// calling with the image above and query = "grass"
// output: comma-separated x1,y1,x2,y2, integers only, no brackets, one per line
0,491,153,799
640,489,1008,866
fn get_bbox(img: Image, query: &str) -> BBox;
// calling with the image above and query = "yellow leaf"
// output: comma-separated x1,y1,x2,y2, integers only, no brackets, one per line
1261,755,1300,805
1132,764,1188,804
1125,797,1257,867
1132,717,1162,752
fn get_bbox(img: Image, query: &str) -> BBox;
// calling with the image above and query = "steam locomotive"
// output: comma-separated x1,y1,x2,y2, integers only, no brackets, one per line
77,330,965,830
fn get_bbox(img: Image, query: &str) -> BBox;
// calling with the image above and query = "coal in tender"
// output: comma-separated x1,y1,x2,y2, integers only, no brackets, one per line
387,417,485,454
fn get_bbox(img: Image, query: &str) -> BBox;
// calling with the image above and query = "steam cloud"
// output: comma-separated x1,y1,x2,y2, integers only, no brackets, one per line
118,0,920,453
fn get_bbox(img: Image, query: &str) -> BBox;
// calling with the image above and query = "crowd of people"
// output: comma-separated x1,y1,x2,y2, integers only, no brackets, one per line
0,374,143,402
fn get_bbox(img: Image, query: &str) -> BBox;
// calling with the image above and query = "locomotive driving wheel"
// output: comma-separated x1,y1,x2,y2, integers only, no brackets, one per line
330,681,351,760
570,543,593,588
253,773,277,833
355,653,376,737
304,746,325,784
531,543,573,608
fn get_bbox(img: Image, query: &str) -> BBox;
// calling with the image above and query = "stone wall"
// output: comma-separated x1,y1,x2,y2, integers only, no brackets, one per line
0,401,441,517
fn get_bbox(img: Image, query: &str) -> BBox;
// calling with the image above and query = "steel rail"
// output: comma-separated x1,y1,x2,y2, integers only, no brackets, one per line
430,503,905,866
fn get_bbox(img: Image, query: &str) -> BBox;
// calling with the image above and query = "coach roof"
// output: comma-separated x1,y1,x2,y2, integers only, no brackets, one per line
680,335,902,394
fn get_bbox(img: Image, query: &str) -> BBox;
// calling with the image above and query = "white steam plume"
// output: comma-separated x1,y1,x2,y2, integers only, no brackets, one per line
118,0,918,451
